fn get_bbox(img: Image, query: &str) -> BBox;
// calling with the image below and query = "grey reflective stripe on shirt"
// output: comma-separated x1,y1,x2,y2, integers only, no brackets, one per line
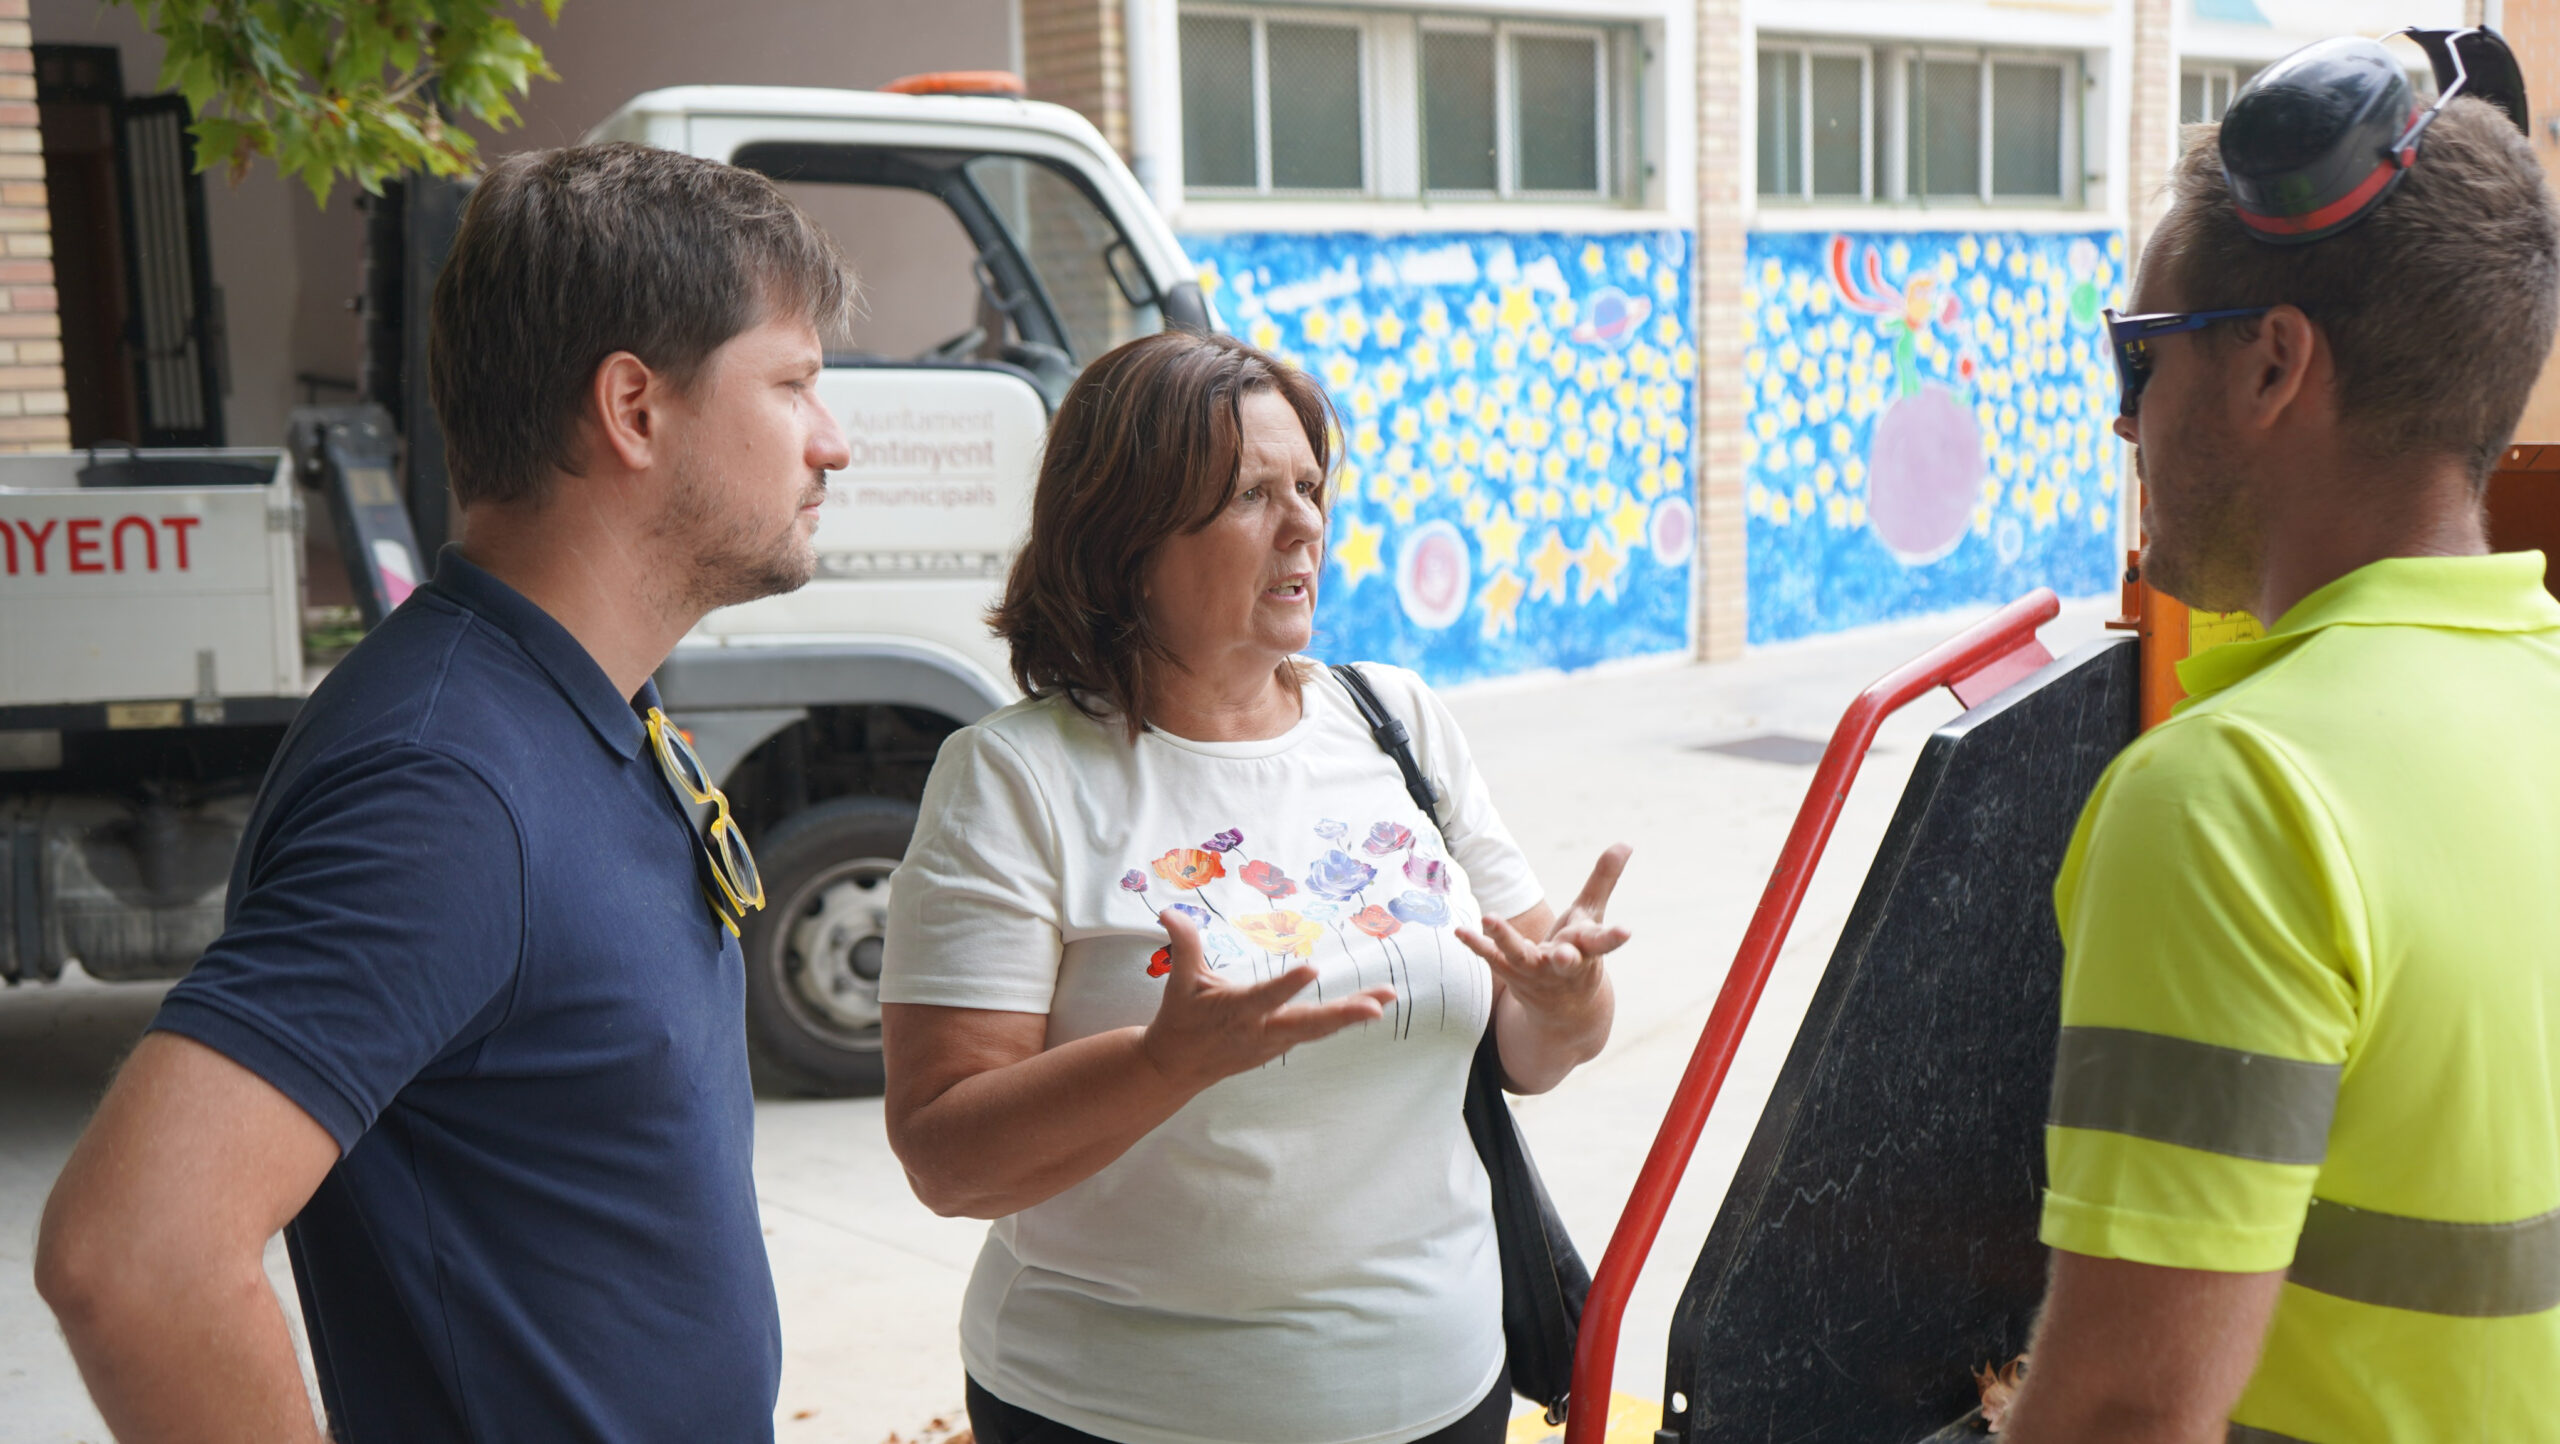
2228,1424,2318,1444
2289,1197,2560,1317
2049,1026,2341,1165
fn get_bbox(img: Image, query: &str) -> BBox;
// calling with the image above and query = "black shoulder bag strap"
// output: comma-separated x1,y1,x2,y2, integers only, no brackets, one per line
1328,663,1590,1423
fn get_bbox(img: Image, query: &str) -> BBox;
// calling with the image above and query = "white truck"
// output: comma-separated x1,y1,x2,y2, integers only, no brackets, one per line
0,81,1213,1094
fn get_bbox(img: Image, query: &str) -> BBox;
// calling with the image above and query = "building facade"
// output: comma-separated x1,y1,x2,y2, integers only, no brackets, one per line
28,0,2545,681
1146,0,1703,683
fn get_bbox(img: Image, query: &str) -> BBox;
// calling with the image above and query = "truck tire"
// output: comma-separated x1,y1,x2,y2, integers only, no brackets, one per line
740,796,916,1097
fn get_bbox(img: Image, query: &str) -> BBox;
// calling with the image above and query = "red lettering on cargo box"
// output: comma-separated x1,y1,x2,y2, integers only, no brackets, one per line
161,516,198,570
112,515,158,571
9,517,55,574
0,514,202,574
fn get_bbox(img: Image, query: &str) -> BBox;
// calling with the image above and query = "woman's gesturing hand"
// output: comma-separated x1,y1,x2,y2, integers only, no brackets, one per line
1460,843,1631,1017
1140,910,1396,1095
1458,844,1632,1091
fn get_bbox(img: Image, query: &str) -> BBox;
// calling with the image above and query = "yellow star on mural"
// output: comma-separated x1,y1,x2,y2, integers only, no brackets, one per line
1608,496,1649,552
1498,285,1539,335
1576,529,1627,604
1476,506,1527,568
1477,568,1526,640
1525,527,1575,603
1332,516,1386,588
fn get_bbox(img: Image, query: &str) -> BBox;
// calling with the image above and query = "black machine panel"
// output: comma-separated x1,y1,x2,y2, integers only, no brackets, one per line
290,404,424,629
1661,635,2139,1443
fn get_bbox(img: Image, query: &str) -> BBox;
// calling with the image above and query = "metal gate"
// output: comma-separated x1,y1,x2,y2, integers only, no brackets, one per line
114,94,225,447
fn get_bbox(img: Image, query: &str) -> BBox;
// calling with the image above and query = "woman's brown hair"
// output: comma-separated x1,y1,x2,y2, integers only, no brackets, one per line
991,329,1334,735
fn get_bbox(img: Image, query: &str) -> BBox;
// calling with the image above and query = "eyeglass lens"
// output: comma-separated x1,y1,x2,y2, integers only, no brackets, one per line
661,729,712,796
708,821,762,901
2112,339,2150,418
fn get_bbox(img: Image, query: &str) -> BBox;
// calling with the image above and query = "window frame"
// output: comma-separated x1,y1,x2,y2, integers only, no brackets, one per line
1181,3,1379,197
2180,63,2242,126
1498,18,1616,200
1756,36,2086,211
1755,41,1875,203
1176,3,1643,207
1417,15,1502,198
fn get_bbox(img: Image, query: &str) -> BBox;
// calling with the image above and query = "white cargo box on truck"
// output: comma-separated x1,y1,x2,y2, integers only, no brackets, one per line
0,451,301,717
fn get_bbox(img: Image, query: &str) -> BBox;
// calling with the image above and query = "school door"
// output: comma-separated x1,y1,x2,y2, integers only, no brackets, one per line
37,45,227,449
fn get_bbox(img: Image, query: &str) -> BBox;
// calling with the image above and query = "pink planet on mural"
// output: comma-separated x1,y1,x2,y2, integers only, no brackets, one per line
1865,384,1983,564
1650,496,1695,566
1395,520,1471,630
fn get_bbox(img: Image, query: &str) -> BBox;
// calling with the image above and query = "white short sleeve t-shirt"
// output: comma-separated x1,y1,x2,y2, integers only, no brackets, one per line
880,662,1544,1444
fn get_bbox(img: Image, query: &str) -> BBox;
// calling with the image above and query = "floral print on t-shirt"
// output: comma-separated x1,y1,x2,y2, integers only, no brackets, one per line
1119,817,1477,1039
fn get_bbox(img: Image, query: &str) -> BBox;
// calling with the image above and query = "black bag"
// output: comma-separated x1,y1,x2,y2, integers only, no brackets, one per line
1329,663,1591,1424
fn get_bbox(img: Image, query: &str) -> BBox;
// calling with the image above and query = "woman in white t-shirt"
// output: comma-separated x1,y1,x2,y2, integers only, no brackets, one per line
880,330,1631,1444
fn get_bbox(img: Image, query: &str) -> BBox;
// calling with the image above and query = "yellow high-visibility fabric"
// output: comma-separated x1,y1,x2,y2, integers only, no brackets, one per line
2043,552,2560,1443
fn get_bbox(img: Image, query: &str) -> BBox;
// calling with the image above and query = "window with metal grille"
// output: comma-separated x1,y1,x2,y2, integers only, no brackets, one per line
2180,64,2243,125
1178,5,1641,203
1758,38,2086,208
1757,45,1870,200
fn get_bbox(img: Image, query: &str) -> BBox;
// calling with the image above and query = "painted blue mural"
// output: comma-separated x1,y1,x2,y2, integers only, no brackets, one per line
1742,230,2126,644
1182,231,1698,685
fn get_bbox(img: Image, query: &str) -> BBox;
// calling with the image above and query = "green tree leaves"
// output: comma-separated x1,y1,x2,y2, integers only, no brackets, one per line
113,1,565,203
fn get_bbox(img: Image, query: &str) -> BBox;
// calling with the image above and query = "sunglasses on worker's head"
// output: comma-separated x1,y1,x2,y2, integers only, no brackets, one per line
645,706,766,935
2102,306,2276,419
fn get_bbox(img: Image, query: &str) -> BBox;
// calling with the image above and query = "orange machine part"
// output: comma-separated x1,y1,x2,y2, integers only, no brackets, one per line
881,70,1026,97
2488,443,2560,603
2107,548,2191,731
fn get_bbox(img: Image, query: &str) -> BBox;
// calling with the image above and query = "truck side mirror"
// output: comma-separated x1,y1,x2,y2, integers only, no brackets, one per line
1160,281,1215,335
1102,238,1160,309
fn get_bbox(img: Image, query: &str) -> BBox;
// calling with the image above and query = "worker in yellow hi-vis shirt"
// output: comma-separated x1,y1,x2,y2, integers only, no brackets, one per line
2001,33,2560,1444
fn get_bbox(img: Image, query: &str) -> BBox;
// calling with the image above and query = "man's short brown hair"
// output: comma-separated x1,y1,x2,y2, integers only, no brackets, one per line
2151,97,2560,481
429,142,854,508
991,330,1334,735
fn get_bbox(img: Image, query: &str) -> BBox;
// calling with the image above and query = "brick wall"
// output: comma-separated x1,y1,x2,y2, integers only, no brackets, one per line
1021,0,1128,159
2498,0,2560,442
2126,0,2176,252
0,0,64,451
1694,0,1747,660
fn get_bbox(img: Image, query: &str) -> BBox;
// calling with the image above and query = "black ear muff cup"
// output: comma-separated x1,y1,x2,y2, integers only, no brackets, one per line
2220,37,2419,246
2404,26,2529,133
2219,27,2533,247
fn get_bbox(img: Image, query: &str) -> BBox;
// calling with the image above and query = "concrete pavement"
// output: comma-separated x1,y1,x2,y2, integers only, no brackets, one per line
0,595,2110,1442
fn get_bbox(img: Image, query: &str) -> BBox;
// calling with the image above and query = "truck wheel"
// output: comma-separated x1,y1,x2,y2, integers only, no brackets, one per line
740,796,916,1097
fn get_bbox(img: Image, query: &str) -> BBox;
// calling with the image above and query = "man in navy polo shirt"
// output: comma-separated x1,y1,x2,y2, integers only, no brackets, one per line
36,143,852,1443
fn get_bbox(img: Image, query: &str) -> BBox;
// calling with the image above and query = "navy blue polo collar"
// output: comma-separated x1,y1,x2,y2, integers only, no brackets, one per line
427,547,655,759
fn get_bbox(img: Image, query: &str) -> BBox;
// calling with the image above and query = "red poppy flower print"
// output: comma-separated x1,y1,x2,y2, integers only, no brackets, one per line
1152,848,1226,889
1147,946,1173,978
1351,904,1401,939
1241,859,1298,900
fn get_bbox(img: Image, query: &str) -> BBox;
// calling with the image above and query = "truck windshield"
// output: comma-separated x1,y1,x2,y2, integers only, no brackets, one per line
741,143,1165,408
964,155,1162,364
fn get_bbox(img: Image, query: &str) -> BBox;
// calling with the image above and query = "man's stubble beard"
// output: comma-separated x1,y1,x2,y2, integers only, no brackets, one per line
2133,411,2261,615
656,442,824,615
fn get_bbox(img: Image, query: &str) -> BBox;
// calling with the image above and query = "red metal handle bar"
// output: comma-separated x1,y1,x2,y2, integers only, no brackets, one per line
1563,587,2062,1443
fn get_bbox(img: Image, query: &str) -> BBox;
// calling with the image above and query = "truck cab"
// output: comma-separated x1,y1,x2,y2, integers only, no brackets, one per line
0,82,1212,1095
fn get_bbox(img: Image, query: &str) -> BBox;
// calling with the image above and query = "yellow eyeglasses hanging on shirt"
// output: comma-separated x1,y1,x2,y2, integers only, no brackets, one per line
645,707,766,935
